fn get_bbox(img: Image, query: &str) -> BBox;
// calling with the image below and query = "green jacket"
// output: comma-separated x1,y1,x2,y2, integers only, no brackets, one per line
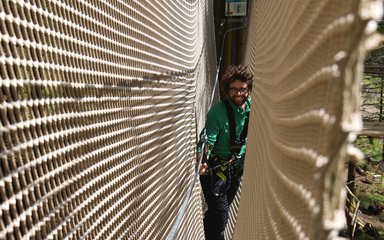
204,97,251,168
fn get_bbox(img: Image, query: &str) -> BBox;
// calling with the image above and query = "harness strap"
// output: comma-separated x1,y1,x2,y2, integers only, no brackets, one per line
206,154,241,178
223,99,249,154
201,99,250,196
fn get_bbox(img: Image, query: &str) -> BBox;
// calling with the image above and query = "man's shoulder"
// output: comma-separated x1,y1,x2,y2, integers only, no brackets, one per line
209,100,227,113
207,101,228,121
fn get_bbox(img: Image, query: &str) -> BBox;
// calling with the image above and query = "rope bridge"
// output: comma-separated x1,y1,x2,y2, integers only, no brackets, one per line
0,0,382,240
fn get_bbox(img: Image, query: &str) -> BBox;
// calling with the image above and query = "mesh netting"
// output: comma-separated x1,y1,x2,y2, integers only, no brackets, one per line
233,0,383,239
0,1,215,239
1,0,383,240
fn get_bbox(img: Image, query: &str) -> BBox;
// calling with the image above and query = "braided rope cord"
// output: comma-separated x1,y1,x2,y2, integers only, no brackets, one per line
1,0,383,240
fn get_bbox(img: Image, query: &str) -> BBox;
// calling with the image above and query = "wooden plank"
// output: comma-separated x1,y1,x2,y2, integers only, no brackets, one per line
357,122,384,137
365,171,383,184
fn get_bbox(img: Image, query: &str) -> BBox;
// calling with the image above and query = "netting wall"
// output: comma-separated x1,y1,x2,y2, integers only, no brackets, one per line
0,1,216,239
233,0,383,239
1,0,383,240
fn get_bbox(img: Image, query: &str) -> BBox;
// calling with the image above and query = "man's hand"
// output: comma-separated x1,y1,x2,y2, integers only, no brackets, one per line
199,162,208,175
196,152,208,175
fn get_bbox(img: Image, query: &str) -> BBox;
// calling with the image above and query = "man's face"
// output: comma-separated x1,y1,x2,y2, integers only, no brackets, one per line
228,80,249,107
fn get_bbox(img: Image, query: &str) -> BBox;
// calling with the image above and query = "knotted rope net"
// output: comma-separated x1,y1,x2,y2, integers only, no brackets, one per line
0,1,215,239
0,0,383,240
233,1,383,239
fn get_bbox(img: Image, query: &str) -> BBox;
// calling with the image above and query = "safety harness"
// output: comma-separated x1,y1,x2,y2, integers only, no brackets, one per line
224,99,249,156
202,99,249,195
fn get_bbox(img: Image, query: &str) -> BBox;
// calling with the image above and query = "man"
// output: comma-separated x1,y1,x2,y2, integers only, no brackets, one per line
198,64,253,240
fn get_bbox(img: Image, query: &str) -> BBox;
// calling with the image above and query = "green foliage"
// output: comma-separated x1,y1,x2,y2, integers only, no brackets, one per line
357,189,384,209
363,75,382,89
354,137,384,238
361,75,383,121
356,137,383,168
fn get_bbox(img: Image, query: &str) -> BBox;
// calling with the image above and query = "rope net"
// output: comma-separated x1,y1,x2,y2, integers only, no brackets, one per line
234,0,383,239
0,0,382,240
0,1,215,239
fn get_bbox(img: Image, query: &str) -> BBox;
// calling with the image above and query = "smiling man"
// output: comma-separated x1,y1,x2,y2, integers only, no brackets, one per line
198,65,253,240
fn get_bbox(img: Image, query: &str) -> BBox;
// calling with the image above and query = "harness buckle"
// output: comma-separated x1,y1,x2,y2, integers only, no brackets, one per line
230,140,245,154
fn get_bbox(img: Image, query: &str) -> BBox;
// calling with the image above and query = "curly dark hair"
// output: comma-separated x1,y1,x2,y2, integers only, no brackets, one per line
221,65,253,94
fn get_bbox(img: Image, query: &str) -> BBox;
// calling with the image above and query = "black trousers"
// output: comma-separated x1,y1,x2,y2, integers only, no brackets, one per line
200,173,241,240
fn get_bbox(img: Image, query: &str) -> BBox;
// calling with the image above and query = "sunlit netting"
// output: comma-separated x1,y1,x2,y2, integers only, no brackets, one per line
1,0,383,240
0,1,216,239
232,0,383,240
